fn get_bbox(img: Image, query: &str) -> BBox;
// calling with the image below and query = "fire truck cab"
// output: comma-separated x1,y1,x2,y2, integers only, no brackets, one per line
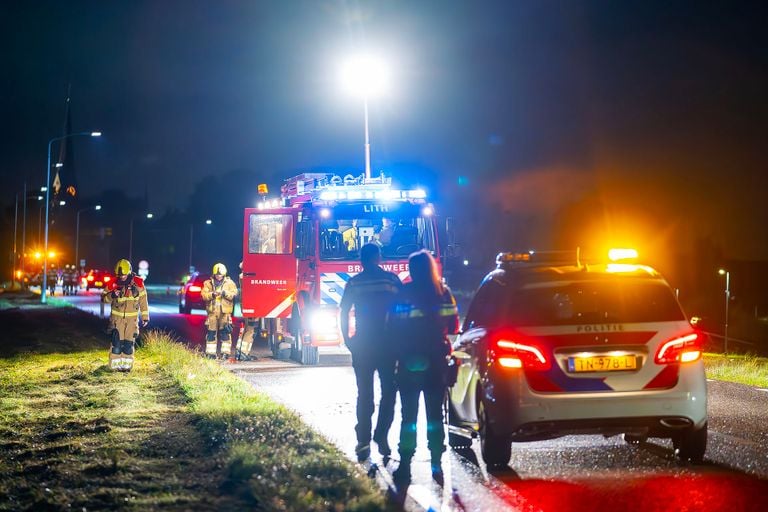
241,172,440,364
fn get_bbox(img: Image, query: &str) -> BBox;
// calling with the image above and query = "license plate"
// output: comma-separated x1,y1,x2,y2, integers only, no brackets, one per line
568,355,637,373
95,281,103,286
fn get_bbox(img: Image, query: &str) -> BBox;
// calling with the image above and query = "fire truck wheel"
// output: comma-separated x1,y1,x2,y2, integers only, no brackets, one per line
269,331,280,356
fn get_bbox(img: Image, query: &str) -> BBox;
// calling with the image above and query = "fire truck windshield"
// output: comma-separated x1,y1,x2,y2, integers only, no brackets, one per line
319,212,436,260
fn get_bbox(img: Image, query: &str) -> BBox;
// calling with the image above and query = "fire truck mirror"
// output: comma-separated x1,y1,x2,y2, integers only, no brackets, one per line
446,216,457,245
296,220,313,259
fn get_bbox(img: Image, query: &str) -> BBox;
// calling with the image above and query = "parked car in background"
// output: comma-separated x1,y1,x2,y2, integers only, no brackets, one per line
179,272,209,314
85,269,115,290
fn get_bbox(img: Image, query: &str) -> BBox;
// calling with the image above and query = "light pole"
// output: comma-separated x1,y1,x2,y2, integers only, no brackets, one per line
718,268,731,354
42,131,102,303
188,219,213,271
129,213,153,263
342,55,389,180
75,204,101,272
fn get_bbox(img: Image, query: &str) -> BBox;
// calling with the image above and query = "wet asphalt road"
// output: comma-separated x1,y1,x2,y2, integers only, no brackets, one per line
64,288,768,512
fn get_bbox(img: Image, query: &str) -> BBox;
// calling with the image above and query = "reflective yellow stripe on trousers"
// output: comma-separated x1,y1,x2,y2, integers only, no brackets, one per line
111,311,139,318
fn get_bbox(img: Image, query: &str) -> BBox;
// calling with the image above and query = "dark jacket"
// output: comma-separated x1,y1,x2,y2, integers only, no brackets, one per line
389,283,459,383
339,266,402,354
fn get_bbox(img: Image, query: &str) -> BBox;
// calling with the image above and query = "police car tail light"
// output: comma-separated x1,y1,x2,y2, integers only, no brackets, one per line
494,339,551,371
654,332,701,364
104,276,111,282
498,356,523,369
87,275,94,281
188,285,202,293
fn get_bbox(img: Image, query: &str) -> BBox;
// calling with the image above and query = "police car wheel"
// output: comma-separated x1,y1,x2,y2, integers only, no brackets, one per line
477,396,511,468
673,422,707,463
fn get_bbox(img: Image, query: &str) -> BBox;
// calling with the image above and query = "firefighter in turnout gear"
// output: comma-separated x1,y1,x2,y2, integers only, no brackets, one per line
102,259,150,372
202,263,239,358
62,264,78,295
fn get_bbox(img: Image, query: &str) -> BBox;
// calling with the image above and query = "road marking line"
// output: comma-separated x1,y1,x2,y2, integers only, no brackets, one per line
710,430,764,449
408,484,441,511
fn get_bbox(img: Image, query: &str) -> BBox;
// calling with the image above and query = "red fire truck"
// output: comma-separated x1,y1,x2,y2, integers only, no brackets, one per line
241,172,441,364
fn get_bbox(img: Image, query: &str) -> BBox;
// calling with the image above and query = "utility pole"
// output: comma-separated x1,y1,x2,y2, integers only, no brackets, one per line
21,182,27,284
12,193,18,287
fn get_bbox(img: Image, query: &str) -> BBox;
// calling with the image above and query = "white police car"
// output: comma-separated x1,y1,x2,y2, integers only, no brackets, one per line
447,249,707,468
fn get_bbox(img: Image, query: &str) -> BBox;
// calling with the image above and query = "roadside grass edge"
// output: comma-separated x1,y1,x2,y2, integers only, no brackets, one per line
141,330,386,511
704,352,768,388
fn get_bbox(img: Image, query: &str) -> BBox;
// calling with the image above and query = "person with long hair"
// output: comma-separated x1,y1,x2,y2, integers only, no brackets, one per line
390,250,459,484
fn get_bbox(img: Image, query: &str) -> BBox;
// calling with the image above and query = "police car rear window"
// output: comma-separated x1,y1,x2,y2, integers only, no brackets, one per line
500,280,684,325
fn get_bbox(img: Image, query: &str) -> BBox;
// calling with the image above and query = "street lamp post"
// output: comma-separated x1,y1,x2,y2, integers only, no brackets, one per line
718,268,731,354
12,193,18,287
42,131,102,304
188,219,213,271
363,95,371,180
128,213,153,263
342,55,389,180
75,204,101,272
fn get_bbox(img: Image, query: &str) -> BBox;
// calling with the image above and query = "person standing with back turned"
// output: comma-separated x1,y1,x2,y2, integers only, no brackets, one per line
390,250,459,485
339,243,403,462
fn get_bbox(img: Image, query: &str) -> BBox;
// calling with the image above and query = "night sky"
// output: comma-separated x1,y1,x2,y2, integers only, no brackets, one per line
2,0,767,266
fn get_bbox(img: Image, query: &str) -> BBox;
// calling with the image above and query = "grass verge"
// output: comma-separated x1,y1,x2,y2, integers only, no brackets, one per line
0,298,385,511
704,353,768,388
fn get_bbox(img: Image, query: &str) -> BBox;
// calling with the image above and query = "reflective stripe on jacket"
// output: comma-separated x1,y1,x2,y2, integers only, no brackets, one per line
390,284,459,379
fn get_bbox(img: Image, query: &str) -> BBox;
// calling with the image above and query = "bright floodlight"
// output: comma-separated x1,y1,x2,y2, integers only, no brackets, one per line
41,186,47,192
91,132,102,137
205,219,212,225
146,213,154,219
55,163,63,168
341,55,389,97
718,268,727,275
59,200,66,206
95,205,102,210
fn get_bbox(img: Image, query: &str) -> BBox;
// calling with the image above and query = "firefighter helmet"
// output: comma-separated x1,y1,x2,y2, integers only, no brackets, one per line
115,259,132,276
213,263,227,276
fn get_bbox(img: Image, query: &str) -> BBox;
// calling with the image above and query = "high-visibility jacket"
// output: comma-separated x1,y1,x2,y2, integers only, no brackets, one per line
102,275,150,323
201,276,238,315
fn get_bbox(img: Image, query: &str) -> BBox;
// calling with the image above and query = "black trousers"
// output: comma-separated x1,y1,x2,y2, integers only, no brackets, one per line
397,373,446,464
351,349,397,448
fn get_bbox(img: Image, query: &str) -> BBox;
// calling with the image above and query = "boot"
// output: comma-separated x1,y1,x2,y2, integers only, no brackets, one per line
392,456,412,485
355,442,371,462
